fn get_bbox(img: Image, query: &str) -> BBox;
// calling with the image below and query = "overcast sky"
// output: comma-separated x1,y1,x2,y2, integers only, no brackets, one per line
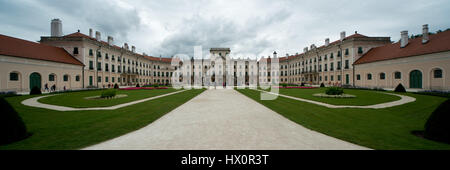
1,0,450,59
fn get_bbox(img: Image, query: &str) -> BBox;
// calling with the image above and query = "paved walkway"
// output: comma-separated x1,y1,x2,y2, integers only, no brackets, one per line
84,89,368,150
21,90,186,111
257,89,415,109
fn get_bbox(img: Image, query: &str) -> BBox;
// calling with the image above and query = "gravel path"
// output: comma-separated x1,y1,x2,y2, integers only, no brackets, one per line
84,89,368,150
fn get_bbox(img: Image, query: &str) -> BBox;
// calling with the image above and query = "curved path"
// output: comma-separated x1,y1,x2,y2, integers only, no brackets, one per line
256,89,415,109
84,89,368,150
21,90,187,111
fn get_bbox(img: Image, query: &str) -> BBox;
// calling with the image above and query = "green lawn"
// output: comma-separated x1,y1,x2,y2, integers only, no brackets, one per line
38,88,178,108
265,88,401,106
236,88,450,150
0,89,205,150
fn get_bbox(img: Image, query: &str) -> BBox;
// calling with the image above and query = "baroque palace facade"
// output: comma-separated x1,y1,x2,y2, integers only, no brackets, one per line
0,19,449,93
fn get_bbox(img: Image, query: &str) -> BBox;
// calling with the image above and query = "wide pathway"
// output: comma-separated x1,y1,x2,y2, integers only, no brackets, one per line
84,89,368,150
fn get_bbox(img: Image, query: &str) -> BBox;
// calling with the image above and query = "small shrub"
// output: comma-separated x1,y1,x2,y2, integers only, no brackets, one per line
300,83,305,87
136,84,140,87
320,83,325,88
153,84,159,88
114,84,119,89
100,89,117,99
30,86,42,95
395,83,406,92
325,87,344,95
424,99,450,144
0,97,30,145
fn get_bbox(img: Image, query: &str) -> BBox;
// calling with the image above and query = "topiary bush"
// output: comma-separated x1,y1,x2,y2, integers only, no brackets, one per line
395,83,406,92
325,87,344,95
0,97,30,145
424,99,450,144
100,89,117,99
29,86,42,95
320,83,325,88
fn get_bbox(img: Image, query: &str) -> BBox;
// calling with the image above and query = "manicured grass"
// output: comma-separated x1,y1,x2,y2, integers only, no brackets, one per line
38,88,178,108
0,89,205,150
264,88,401,106
236,88,450,150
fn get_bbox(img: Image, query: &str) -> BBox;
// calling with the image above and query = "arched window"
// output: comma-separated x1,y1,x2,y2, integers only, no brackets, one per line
394,72,402,79
63,75,69,82
380,73,386,80
367,73,372,80
49,74,56,81
9,72,19,81
434,69,443,78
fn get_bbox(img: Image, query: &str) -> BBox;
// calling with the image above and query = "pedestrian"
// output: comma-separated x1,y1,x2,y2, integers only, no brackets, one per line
44,83,49,92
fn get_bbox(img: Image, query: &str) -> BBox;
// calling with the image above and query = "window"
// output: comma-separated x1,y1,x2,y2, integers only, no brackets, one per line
89,61,94,70
331,75,334,81
337,51,341,57
395,72,402,79
358,47,363,54
112,65,115,72
105,77,109,83
338,75,341,81
63,75,69,82
76,75,80,82
367,73,372,80
97,62,102,71
105,53,109,60
345,49,349,55
73,47,79,54
98,76,102,82
49,74,55,81
380,73,386,80
105,63,109,72
434,69,443,78
89,49,93,56
357,74,361,80
345,60,349,69
9,72,19,81
97,51,101,59
337,61,341,70
325,76,328,81
112,77,115,83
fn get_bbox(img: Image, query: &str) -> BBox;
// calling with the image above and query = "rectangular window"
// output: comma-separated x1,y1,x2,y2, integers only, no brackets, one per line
76,76,80,82
73,47,79,54
367,74,372,80
345,60,349,69
357,74,361,80
105,63,109,72
331,75,334,81
97,62,102,71
358,47,363,54
434,69,443,78
98,76,102,82
89,61,94,70
345,49,349,55
395,72,402,79
105,77,109,83
63,75,68,82
89,49,93,56
49,75,55,81
112,65,115,72
338,75,341,81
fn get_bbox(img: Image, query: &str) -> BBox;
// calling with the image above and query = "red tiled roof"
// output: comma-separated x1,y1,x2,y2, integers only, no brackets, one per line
0,34,84,66
354,30,450,65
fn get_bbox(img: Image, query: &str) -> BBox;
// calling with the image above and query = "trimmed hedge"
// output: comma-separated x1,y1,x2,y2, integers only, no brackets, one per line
0,97,30,145
100,89,117,99
325,87,344,95
395,83,406,92
30,86,42,95
424,99,450,144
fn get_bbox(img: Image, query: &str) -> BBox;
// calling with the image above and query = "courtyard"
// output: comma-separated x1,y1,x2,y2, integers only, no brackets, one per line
1,87,449,150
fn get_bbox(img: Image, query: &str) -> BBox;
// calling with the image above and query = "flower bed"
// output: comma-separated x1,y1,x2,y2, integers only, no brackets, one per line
119,87,169,90
277,86,317,89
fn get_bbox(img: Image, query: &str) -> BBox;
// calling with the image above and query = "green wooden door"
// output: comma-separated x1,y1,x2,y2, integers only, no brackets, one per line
409,70,422,88
29,72,41,90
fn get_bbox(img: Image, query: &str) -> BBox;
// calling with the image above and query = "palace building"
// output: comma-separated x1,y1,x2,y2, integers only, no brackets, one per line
0,19,449,93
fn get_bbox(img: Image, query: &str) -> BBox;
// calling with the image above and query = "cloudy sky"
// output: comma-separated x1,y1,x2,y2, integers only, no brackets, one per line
1,0,450,59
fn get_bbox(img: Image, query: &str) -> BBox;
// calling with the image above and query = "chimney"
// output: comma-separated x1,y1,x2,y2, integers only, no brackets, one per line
107,36,114,45
400,30,409,48
325,38,330,46
422,24,429,44
340,31,346,41
273,51,277,58
95,31,101,41
89,29,93,37
124,43,129,50
50,19,63,37
132,46,136,53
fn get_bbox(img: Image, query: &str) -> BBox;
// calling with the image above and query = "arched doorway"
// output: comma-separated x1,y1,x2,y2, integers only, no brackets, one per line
409,70,422,89
29,72,41,90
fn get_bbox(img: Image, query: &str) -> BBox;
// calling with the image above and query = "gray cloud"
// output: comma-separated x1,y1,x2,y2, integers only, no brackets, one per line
1,0,450,59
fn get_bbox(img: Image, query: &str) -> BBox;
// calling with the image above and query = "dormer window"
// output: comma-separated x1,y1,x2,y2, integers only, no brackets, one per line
73,47,79,55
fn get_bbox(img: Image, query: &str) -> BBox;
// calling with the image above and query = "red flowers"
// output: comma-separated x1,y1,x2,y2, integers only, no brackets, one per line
119,87,168,90
276,86,317,89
